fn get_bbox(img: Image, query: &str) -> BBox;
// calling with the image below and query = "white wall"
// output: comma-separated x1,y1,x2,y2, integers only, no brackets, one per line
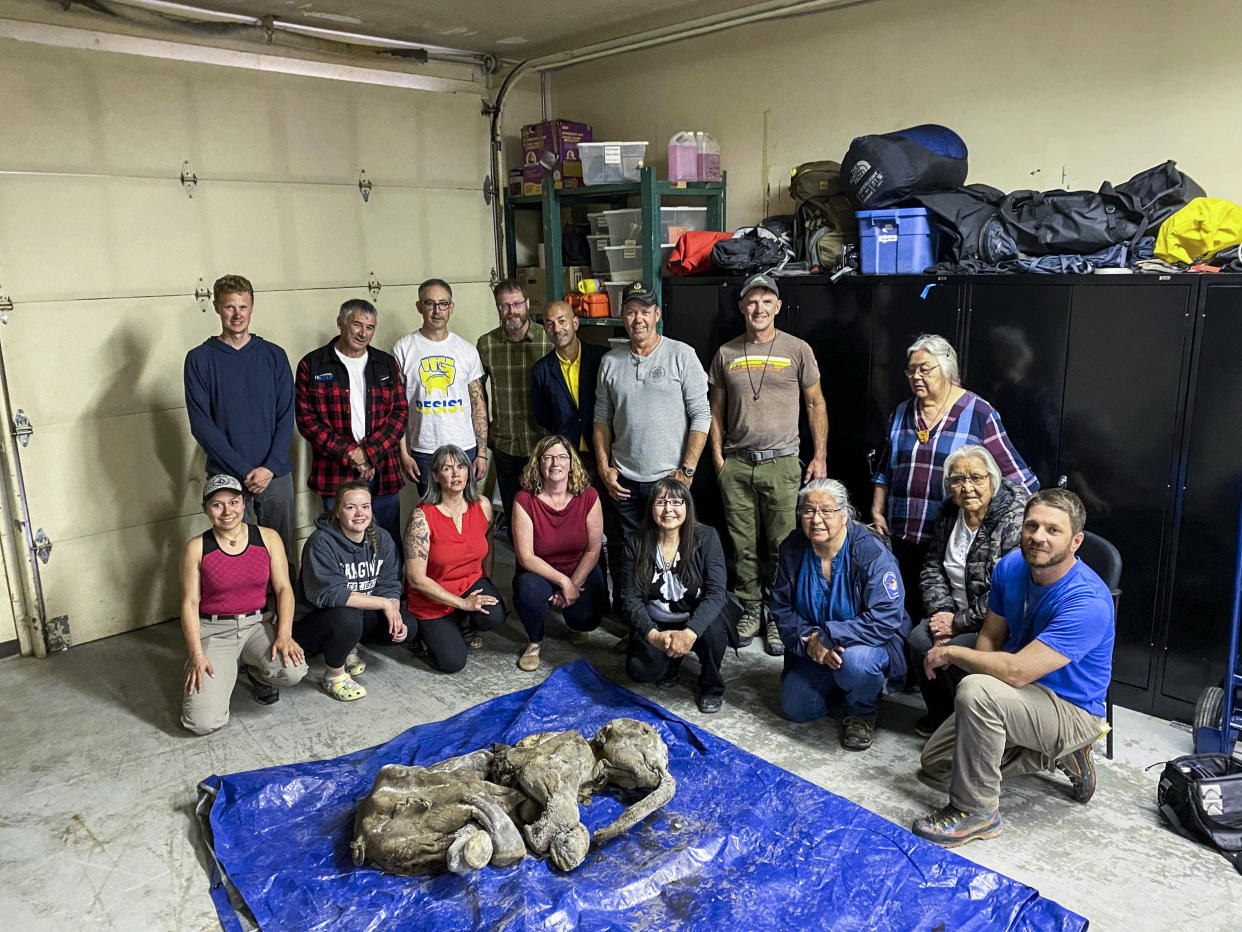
552,0,1242,226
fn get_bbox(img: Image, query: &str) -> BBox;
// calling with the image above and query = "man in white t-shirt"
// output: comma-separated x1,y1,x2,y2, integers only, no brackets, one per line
392,279,489,496
295,298,408,546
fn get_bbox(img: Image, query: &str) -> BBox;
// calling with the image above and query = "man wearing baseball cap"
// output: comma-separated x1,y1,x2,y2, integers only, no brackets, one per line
592,282,711,534
708,272,828,655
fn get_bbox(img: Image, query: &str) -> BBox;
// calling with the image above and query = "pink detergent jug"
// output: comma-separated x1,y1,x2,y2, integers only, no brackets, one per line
696,132,721,182
668,131,698,182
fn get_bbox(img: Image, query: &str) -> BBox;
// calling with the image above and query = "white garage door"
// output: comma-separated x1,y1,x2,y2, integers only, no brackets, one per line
0,38,497,649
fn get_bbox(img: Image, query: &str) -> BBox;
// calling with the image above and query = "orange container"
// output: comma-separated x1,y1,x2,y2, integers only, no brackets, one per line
570,293,611,318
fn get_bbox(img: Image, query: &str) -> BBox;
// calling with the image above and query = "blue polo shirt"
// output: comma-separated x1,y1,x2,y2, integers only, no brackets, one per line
987,549,1114,716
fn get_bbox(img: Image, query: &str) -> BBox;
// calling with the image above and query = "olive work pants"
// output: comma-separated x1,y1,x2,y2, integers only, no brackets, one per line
717,453,801,603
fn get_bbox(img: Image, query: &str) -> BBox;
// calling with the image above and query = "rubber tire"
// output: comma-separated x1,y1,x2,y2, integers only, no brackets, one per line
1194,686,1224,732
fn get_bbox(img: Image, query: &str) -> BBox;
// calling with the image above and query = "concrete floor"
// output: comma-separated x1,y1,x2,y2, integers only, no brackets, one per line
2,546,1240,931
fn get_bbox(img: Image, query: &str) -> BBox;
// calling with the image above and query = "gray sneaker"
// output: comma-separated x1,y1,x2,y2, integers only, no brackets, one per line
736,600,762,647
762,614,785,656
912,804,1003,847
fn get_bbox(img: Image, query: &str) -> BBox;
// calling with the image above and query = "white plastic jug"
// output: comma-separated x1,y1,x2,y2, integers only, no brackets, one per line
668,131,698,183
696,131,721,182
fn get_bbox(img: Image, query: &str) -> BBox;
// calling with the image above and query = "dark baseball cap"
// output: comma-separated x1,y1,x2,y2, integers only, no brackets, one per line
739,272,780,299
620,281,658,307
202,474,244,502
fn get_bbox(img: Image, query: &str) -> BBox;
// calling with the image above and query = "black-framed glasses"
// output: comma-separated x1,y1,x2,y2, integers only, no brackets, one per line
947,473,990,488
653,498,686,509
420,299,452,311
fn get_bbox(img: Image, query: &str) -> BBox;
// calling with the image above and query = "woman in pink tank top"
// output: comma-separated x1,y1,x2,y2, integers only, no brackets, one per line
403,445,506,673
179,474,306,736
511,435,606,672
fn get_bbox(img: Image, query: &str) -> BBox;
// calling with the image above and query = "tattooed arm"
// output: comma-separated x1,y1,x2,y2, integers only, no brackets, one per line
404,507,472,611
468,377,489,480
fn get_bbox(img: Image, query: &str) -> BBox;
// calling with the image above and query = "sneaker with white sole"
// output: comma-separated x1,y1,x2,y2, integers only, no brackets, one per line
1055,744,1097,803
912,804,1003,847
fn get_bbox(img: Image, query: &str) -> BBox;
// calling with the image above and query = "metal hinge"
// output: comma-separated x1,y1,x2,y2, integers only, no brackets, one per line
33,528,51,563
0,285,12,324
358,169,372,203
180,160,198,197
482,174,495,206
195,278,212,312
13,409,33,447
368,272,381,300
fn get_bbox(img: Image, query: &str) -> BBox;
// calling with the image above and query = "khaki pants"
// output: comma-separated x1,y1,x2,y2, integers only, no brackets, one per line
920,673,1104,813
717,453,801,602
181,611,308,736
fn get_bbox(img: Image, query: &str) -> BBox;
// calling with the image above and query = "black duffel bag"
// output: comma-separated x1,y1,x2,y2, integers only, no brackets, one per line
996,187,1147,257
1111,160,1206,235
1157,753,1242,875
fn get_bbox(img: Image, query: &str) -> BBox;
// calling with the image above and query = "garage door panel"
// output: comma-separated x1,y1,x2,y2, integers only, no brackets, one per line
353,88,489,186
361,189,492,284
39,514,206,646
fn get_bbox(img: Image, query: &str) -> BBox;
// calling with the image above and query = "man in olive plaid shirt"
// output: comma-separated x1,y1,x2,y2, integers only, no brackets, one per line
295,298,408,547
476,279,551,528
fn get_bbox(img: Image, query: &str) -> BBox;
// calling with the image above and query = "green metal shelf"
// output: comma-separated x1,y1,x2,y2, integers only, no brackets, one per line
503,165,727,316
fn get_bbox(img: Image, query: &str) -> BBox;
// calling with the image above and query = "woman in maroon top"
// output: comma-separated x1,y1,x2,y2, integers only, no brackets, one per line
511,435,605,671
179,474,306,735
403,445,505,674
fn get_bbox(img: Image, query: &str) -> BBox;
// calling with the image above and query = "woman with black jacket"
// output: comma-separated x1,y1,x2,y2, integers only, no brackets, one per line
622,478,731,714
907,444,1029,736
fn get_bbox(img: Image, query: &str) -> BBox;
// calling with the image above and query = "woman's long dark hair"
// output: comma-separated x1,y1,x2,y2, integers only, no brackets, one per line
631,478,700,590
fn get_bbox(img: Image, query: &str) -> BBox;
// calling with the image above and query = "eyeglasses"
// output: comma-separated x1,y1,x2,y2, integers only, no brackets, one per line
800,507,843,520
905,363,940,378
420,299,452,311
540,453,570,463
947,473,990,488
653,498,686,509
497,300,528,312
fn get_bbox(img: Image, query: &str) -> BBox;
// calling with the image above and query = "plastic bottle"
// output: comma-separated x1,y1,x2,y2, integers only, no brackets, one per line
668,131,698,182
695,131,721,182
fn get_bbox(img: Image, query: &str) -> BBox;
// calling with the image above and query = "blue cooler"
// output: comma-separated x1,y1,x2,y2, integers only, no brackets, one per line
856,207,937,274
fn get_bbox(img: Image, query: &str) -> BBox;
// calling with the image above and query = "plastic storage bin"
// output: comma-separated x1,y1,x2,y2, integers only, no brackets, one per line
604,207,710,246
587,212,608,235
856,207,937,274
603,245,643,281
603,282,626,315
580,141,648,185
587,234,610,273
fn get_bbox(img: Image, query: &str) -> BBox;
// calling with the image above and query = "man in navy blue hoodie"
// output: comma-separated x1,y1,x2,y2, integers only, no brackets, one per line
184,275,296,552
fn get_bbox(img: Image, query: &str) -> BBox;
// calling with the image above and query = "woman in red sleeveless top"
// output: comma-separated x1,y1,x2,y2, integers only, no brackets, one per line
403,445,505,673
180,474,306,735
511,435,606,672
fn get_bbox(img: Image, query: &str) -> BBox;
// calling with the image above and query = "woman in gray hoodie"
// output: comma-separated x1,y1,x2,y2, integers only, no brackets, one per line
293,480,408,700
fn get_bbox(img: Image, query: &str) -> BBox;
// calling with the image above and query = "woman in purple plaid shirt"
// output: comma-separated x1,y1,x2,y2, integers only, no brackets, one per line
870,334,1038,620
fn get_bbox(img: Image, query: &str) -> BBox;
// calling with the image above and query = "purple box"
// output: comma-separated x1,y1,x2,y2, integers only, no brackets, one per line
522,120,592,195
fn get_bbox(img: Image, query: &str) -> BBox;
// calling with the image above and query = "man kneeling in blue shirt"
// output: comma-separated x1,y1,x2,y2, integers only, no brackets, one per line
913,488,1113,847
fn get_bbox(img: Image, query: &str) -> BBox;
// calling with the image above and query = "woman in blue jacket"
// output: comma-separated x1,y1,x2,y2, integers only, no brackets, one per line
770,479,911,751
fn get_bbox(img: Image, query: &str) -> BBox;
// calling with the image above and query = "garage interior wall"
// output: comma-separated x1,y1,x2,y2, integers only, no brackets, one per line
0,34,540,652
550,0,1242,224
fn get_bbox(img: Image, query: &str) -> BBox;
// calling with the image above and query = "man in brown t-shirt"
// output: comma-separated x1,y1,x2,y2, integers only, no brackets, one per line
708,273,829,654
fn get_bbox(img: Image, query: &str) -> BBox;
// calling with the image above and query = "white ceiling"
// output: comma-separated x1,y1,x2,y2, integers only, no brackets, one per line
190,0,767,59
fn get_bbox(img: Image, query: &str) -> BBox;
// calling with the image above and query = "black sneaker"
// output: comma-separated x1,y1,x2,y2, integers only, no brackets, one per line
697,694,723,714
245,669,279,705
1055,745,1097,803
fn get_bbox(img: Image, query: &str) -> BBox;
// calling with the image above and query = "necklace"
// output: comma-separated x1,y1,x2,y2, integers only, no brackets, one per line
217,527,244,548
916,391,953,444
743,334,777,401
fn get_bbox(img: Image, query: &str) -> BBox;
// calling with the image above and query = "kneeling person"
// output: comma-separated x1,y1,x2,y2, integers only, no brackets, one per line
913,488,1113,847
771,479,910,750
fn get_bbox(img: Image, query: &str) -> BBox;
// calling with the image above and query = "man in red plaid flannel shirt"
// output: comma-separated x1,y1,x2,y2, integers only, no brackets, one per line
296,299,408,548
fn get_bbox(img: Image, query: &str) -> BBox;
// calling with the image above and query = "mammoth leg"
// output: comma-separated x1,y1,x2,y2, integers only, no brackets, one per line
470,797,527,867
446,825,492,874
591,771,677,847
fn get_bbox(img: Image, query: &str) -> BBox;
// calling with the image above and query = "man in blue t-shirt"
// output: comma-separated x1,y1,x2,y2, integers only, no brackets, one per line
911,488,1114,847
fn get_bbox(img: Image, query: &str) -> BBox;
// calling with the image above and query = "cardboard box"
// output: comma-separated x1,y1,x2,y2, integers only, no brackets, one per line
522,119,592,194
507,168,523,197
517,266,545,291
563,265,593,292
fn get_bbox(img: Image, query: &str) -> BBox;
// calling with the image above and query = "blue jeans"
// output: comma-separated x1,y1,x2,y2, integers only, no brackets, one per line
513,566,606,642
780,645,890,720
411,445,477,498
323,478,401,556
613,476,658,537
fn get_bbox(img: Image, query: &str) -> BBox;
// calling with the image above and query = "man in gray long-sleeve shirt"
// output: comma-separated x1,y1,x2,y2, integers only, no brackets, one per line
593,281,711,535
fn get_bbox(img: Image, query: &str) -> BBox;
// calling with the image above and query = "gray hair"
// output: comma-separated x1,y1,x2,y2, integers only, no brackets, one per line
421,444,480,505
906,333,960,384
797,478,858,520
337,298,378,327
942,444,1002,497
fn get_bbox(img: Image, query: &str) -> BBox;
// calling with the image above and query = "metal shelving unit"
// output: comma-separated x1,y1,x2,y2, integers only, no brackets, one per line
503,165,726,311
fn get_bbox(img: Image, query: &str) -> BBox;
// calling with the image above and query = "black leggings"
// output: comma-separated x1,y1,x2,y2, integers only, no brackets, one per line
293,605,410,670
408,576,506,675
626,617,728,699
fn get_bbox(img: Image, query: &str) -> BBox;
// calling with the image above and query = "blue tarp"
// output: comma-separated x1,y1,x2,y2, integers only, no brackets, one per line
200,660,1087,931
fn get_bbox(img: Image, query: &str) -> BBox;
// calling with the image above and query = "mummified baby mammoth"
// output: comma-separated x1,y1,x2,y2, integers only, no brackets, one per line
351,718,675,875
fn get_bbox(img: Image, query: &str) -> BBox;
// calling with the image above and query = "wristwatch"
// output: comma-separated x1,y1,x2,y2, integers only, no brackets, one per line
680,465,696,478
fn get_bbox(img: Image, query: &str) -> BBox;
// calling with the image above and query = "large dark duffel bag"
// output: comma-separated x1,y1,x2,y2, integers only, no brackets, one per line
843,124,968,209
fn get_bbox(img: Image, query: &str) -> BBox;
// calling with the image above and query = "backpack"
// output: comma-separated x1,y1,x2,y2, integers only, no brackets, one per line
1156,753,1242,875
790,161,858,269
710,218,795,275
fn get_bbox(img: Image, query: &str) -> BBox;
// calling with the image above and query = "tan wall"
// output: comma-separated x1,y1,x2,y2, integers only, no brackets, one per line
551,0,1242,227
